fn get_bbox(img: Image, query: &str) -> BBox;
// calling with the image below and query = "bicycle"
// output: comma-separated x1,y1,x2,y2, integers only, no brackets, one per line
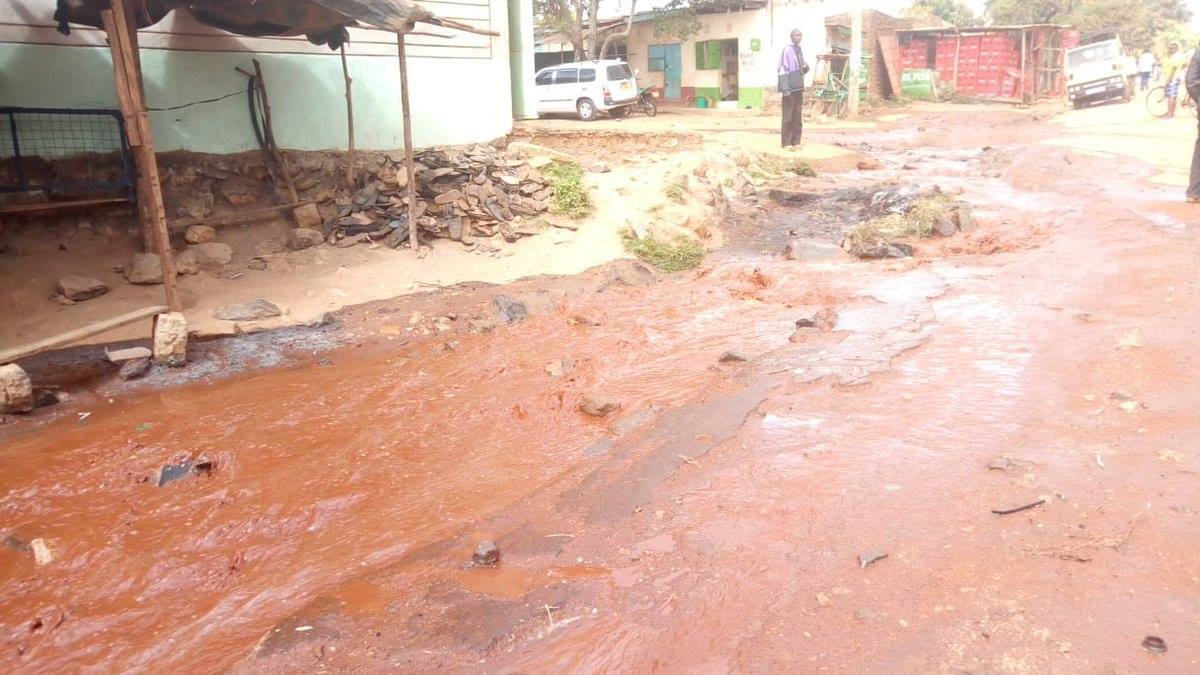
1146,83,1196,118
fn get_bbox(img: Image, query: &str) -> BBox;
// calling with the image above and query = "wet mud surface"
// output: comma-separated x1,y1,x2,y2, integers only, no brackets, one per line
3,109,1199,672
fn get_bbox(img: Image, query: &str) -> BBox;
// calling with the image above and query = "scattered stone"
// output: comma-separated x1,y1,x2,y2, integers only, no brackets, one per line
175,249,200,275
106,346,152,363
125,253,167,284
932,215,958,237
856,157,882,171
57,275,109,302
472,539,500,566
527,156,554,169
34,390,61,408
255,238,287,256
157,458,197,487
0,364,34,414
493,295,528,325
796,307,839,332
213,299,282,322
569,314,601,327
858,551,889,569
719,350,750,364
292,203,323,229
545,358,574,378
816,592,833,607
288,228,325,251
189,242,233,269
590,161,611,173
954,205,977,233
152,312,188,367
849,243,913,260
785,239,845,261
53,294,76,306
247,258,268,271
30,538,54,566
580,394,621,418
118,357,152,381
184,224,216,245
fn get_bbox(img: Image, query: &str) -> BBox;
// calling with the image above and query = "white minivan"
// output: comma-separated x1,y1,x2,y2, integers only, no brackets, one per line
534,60,639,121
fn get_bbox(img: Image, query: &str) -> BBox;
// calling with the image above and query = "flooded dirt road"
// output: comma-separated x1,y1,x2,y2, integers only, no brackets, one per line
3,107,1199,672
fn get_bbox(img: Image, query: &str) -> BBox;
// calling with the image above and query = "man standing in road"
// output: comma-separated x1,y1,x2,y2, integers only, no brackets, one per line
1184,45,1200,203
778,29,809,148
1164,42,1188,118
1138,49,1155,91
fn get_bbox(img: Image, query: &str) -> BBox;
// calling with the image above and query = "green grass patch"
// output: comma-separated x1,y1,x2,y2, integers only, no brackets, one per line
622,233,706,272
664,183,687,204
542,161,593,220
761,156,818,178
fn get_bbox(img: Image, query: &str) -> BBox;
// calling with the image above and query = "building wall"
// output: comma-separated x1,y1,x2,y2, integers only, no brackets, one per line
626,9,770,108
0,1,515,153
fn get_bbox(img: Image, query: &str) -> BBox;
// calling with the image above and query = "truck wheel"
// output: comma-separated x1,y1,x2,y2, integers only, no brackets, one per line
577,98,597,121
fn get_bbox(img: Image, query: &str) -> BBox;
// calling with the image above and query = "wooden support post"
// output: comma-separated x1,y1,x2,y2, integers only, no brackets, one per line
340,44,357,190
953,31,961,94
1019,29,1028,104
397,32,419,253
251,59,300,204
103,1,181,312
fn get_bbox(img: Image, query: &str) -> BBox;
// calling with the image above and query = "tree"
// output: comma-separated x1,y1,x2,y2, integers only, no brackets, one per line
535,0,640,60
986,0,1191,50
910,0,977,27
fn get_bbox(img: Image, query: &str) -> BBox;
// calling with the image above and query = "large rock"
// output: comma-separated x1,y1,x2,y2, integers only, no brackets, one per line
849,243,913,260
153,312,188,367
953,205,977,233
57,275,108,301
118,357,152,381
292,204,323,229
0,364,34,414
125,253,168,285
189,242,233,270
175,249,200,275
932,215,958,238
184,225,216,245
213,299,281,322
287,228,325,251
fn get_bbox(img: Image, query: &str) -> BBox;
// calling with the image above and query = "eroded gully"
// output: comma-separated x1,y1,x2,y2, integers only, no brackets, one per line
2,110,1198,672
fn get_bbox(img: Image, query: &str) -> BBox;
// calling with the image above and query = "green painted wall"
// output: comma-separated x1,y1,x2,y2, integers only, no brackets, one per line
0,43,513,153
738,87,764,109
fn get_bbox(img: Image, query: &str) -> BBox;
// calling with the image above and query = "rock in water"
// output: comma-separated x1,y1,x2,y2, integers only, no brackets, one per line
118,357,152,381
153,312,188,367
189,242,233,269
493,295,528,325
125,253,167,284
849,243,913,260
57,275,109,301
580,394,621,417
932,215,958,237
473,540,500,566
213,299,282,321
288,228,325,250
0,364,34,414
719,350,749,363
184,225,216,244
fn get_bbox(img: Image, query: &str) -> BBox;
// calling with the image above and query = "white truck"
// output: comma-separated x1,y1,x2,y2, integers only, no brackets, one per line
1065,34,1134,109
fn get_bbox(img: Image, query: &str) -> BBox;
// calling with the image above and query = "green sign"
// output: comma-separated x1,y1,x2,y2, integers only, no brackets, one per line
750,38,761,52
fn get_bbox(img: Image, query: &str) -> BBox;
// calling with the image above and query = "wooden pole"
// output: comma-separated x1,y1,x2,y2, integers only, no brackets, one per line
953,31,961,95
103,2,181,312
1020,29,1028,103
340,44,357,190
116,0,153,252
251,59,299,204
847,0,863,118
397,32,419,253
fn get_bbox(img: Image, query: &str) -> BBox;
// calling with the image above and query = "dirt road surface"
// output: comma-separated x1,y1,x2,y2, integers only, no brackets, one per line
2,101,1199,672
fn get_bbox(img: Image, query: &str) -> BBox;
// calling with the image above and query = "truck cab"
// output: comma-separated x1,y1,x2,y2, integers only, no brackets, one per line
1066,34,1133,109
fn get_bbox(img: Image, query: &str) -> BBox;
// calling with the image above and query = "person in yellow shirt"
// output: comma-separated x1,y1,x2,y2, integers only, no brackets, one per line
1163,42,1189,118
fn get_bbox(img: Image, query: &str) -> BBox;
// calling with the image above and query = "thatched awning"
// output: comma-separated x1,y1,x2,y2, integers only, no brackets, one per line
53,0,487,50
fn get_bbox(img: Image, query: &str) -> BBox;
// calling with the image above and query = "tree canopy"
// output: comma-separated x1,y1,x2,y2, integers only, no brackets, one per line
986,0,1192,50
909,0,978,27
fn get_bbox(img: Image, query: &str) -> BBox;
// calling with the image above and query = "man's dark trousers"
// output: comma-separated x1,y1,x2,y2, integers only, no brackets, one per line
782,91,804,147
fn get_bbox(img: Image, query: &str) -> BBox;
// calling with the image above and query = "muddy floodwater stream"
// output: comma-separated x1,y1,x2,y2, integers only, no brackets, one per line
3,110,1199,672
